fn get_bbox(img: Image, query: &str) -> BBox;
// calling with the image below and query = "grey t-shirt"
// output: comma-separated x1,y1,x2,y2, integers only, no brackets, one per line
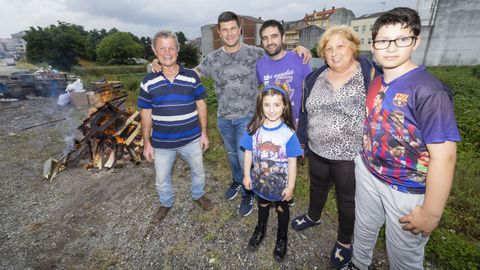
196,43,264,119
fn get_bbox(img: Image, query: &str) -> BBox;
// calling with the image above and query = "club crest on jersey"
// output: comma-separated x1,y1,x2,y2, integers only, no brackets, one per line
393,93,409,107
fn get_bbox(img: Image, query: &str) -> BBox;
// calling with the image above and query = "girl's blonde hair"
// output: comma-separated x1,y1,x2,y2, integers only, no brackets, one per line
317,25,360,59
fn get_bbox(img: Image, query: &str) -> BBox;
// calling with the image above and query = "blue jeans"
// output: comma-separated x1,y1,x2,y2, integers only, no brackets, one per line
217,114,252,195
154,139,205,207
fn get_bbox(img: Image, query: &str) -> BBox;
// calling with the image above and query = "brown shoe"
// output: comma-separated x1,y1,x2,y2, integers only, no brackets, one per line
195,195,213,211
152,206,171,224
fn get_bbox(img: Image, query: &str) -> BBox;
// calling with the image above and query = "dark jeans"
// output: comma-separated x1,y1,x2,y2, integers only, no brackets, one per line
307,150,355,244
257,196,290,239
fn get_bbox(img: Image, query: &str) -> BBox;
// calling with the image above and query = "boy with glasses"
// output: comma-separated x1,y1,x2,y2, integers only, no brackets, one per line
351,7,460,270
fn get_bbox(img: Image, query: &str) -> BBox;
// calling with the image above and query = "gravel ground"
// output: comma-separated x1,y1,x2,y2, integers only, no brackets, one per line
0,98,389,269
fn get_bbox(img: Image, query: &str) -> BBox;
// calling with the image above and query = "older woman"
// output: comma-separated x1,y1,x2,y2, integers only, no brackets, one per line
292,25,381,269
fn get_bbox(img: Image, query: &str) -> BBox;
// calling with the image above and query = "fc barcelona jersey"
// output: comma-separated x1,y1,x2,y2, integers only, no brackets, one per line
361,66,461,193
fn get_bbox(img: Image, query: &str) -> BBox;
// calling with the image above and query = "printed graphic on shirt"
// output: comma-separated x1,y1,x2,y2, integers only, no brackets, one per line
251,138,289,201
240,123,302,201
363,75,429,193
261,69,295,102
393,93,409,107
362,65,461,194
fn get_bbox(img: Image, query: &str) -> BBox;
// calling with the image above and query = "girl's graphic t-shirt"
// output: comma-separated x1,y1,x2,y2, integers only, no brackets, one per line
241,123,302,201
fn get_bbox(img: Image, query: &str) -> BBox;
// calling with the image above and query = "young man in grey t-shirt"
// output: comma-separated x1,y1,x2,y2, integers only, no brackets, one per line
195,12,262,217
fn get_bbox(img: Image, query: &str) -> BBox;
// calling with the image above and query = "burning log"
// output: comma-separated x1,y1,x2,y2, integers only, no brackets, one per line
43,96,144,181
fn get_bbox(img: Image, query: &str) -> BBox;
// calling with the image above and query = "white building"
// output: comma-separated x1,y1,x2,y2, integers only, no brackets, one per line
349,12,384,51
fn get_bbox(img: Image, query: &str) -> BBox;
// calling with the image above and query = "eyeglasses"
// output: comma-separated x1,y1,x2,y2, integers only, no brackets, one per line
371,36,417,50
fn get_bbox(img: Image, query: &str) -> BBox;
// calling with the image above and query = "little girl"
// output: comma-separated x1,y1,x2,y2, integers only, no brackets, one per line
240,85,303,261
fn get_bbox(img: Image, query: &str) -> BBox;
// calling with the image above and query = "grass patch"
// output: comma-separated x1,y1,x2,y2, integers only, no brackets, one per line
423,66,480,268
426,228,480,270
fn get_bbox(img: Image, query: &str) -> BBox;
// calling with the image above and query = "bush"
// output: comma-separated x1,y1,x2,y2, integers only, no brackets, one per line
426,228,480,270
96,32,143,65
426,66,480,269
472,65,480,79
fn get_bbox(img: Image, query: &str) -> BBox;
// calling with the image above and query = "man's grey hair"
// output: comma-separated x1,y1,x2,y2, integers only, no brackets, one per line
152,30,180,50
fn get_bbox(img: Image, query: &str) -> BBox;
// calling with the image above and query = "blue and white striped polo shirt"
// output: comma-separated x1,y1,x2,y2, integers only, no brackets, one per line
138,65,207,149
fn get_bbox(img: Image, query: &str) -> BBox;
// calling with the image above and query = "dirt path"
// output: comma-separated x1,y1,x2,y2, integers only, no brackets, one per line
0,98,389,269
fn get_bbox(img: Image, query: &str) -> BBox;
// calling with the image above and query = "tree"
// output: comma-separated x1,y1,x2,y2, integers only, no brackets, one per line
86,28,108,61
310,47,319,58
140,36,155,60
96,32,143,64
24,21,88,70
178,43,199,68
175,31,187,46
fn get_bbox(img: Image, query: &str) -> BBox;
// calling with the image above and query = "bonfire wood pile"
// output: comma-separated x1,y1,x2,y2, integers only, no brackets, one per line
43,96,144,180
85,81,127,107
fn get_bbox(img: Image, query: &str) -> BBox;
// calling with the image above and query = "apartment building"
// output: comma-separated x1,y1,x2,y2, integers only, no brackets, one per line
349,12,384,51
303,7,355,29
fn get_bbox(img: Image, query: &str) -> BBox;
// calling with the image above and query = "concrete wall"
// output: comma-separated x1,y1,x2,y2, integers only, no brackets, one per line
200,24,215,58
413,0,480,66
330,9,356,27
310,57,326,69
299,26,325,50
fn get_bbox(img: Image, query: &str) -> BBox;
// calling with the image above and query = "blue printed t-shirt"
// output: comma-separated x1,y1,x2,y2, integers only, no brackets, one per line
256,51,312,126
137,65,207,149
240,122,303,201
361,66,461,193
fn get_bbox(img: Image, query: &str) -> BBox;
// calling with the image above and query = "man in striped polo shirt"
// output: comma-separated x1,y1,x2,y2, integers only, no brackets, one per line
138,30,213,224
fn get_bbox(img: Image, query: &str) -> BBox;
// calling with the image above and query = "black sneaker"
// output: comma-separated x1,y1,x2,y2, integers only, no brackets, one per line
239,194,254,217
224,181,241,200
247,224,266,252
273,237,287,262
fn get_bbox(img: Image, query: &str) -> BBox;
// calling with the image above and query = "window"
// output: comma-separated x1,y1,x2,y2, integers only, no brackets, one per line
368,38,372,44
361,38,364,44
362,25,366,31
353,26,359,32
370,24,373,30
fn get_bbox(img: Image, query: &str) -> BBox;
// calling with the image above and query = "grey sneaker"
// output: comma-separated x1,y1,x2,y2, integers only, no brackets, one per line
239,194,254,217
224,181,242,200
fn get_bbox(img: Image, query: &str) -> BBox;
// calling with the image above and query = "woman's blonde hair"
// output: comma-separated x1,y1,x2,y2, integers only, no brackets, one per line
317,25,360,59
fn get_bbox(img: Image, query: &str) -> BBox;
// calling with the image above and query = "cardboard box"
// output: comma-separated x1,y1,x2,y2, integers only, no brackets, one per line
69,91,89,107
68,91,105,107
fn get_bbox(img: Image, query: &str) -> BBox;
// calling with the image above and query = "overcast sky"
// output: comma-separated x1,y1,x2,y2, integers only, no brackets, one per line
0,0,417,39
